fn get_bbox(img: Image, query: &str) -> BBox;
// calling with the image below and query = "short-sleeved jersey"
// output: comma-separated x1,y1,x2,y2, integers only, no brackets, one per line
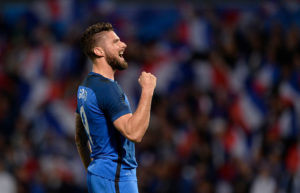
76,72,137,181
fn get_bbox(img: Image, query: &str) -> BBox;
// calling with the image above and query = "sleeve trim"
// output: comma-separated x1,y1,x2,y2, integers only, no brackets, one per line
111,110,132,122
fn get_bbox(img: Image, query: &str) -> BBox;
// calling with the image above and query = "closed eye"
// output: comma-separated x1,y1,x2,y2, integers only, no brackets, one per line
113,38,120,43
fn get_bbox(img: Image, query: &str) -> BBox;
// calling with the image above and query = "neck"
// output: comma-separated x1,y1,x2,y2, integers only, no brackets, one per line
92,58,115,80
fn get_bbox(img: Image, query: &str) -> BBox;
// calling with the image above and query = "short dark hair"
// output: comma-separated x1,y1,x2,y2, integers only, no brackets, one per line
80,22,113,61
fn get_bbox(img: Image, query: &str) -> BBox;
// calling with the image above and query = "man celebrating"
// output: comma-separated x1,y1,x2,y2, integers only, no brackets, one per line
75,22,156,193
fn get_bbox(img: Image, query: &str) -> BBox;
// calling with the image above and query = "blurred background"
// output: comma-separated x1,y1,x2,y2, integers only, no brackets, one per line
1,0,300,193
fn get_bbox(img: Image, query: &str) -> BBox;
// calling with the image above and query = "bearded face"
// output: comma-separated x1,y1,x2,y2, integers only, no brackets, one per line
94,30,128,71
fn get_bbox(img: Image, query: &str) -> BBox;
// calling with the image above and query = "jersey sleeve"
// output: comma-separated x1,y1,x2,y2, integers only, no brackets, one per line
97,83,132,122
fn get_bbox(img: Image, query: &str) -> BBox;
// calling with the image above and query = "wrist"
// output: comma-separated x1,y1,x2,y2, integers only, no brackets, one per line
141,88,154,96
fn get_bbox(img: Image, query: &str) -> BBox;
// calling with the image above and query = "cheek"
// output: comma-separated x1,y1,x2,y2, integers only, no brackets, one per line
105,46,117,56
103,47,113,57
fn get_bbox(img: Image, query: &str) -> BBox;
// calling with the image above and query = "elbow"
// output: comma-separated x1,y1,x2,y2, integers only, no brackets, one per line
130,137,143,143
122,124,148,143
75,135,82,147
132,136,143,143
75,135,79,146
126,133,143,143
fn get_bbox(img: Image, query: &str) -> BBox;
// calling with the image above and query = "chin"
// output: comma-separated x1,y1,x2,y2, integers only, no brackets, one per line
118,62,128,70
106,55,128,70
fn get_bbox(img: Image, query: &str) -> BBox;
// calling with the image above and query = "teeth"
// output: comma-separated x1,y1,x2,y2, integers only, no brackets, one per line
119,51,124,57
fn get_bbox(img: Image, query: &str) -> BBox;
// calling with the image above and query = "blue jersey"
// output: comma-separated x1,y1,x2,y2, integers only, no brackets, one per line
76,72,137,181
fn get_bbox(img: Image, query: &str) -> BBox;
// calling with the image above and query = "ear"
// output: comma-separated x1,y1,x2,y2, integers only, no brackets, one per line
93,47,104,57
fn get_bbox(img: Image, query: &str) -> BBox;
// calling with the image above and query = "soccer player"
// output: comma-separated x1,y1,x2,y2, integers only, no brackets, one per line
75,22,156,193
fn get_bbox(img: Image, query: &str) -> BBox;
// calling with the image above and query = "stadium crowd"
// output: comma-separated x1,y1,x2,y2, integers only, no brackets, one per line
0,0,300,193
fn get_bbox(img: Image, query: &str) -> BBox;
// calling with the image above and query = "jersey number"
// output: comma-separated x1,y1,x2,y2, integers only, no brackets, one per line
80,106,94,145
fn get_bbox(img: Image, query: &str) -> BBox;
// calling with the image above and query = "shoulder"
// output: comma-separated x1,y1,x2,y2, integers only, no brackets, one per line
84,75,125,104
82,74,115,93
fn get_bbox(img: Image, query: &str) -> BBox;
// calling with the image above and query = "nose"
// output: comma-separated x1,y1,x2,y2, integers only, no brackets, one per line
121,41,127,49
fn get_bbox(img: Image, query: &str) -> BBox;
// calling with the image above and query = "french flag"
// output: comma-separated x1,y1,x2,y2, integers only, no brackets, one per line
140,45,179,95
229,81,267,133
279,81,300,137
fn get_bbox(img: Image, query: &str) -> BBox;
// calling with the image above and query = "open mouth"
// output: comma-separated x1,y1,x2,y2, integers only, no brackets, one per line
119,50,124,58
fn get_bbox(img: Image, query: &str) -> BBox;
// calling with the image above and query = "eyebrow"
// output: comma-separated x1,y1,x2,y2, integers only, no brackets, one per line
113,38,120,43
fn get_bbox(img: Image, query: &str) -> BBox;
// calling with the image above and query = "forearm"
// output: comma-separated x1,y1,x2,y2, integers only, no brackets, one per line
126,89,153,142
75,113,91,170
75,139,91,170
113,71,156,143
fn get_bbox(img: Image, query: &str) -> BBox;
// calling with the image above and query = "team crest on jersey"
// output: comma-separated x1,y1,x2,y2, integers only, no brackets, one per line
79,88,87,101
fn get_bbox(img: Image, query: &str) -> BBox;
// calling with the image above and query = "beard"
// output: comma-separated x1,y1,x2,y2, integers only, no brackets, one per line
106,54,128,71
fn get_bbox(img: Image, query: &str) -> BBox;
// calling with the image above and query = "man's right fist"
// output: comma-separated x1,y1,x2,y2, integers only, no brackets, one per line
138,71,157,92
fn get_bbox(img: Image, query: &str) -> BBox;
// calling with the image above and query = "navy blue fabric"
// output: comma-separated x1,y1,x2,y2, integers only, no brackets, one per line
77,72,137,181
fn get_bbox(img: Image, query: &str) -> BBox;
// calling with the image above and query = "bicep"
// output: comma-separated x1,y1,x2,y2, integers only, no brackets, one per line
113,113,132,136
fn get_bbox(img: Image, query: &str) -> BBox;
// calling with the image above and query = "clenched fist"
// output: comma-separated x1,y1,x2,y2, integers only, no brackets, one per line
138,71,157,92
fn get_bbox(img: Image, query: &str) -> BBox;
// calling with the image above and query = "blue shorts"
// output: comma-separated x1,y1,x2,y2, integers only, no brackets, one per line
87,172,139,193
